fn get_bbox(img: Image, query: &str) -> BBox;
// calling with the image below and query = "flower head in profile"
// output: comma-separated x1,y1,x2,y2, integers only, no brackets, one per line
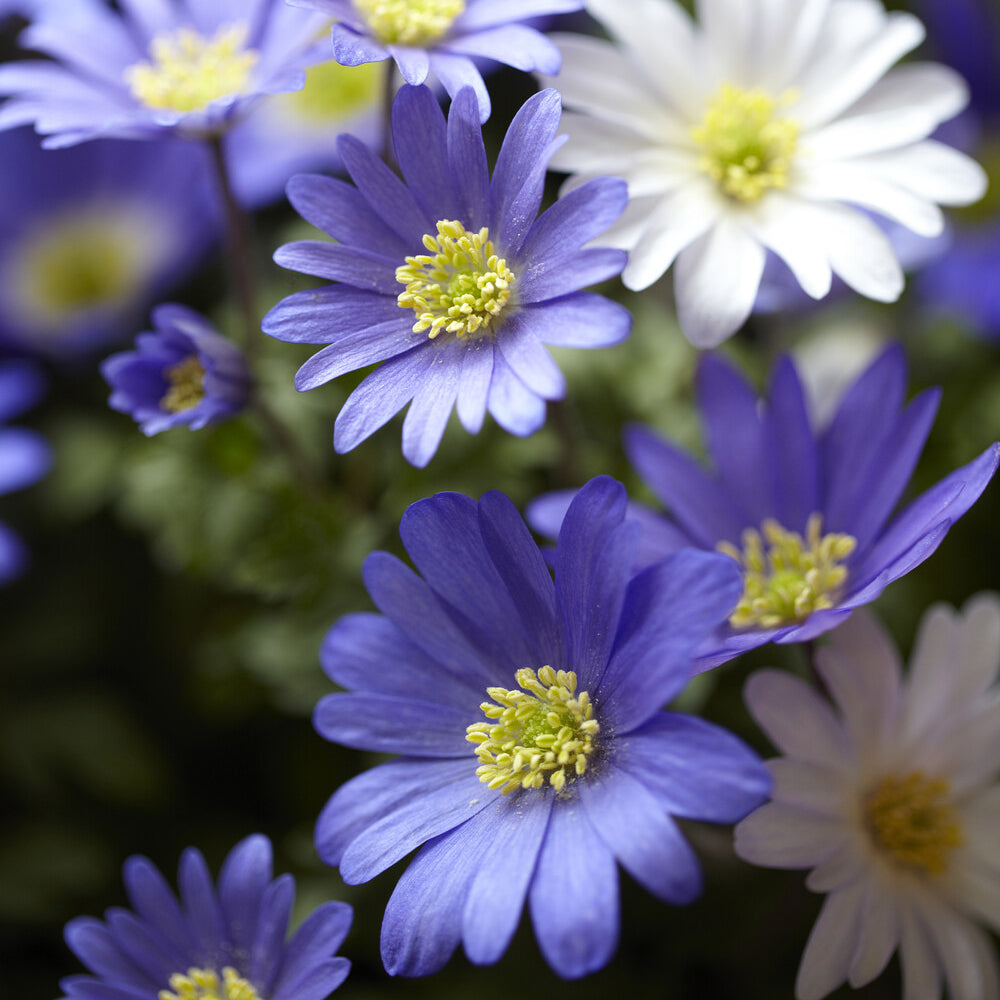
288,0,584,121
736,598,1000,1000
546,0,987,346
0,0,332,145
529,346,999,669
313,476,769,979
0,361,51,584
59,834,352,1000
264,84,631,467
101,304,251,435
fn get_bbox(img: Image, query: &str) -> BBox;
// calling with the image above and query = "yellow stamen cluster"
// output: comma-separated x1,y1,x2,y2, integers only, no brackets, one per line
396,220,515,340
466,667,599,795
718,513,856,629
865,773,963,876
162,356,206,413
693,84,800,202
280,60,382,123
125,24,259,113
159,966,261,1000
355,0,465,46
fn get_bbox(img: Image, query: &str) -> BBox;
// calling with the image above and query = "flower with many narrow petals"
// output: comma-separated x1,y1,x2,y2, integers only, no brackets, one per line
736,599,1000,1000
58,834,352,1000
288,0,584,121
101,304,251,435
545,0,987,346
313,476,770,979
264,84,631,467
0,0,332,145
528,345,999,669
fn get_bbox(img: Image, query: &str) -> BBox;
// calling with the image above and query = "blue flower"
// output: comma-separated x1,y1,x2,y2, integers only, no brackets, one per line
289,0,583,121
313,476,770,979
59,834,352,1000
531,346,1000,670
0,360,50,584
0,127,218,358
0,0,331,146
264,84,631,467
101,304,251,435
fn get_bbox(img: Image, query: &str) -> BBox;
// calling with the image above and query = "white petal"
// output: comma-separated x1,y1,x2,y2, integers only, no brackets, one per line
795,881,866,1000
848,884,900,986
755,0,833,92
947,856,1000,931
805,840,868,892
904,602,961,741
804,63,971,160
735,802,847,868
921,899,999,1000
961,786,1000,871
674,216,766,347
697,0,753,84
769,758,846,815
900,904,943,1000
957,593,1000,698
621,179,719,289
940,702,1000,793
549,111,653,174
858,141,987,208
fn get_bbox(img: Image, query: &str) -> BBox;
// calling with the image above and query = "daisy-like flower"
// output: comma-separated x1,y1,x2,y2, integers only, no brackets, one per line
545,0,988,347
0,0,332,146
263,84,631,468
0,361,51,584
288,0,584,121
313,476,770,979
59,834,352,1000
528,346,1000,669
735,599,1000,1000
101,304,251,435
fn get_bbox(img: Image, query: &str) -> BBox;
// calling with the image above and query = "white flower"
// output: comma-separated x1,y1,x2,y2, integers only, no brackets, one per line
545,0,987,347
735,597,1000,1000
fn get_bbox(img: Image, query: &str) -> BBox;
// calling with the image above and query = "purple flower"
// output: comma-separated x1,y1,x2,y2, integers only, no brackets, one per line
264,84,631,467
289,0,584,121
529,346,1000,670
101,304,251,435
0,0,331,146
0,360,51,584
313,476,769,979
59,834,352,1000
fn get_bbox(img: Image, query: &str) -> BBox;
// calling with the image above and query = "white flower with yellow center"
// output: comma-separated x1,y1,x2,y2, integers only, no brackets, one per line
736,598,1000,1000
545,0,988,346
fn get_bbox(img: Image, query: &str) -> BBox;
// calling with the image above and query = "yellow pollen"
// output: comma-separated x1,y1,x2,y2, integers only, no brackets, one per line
159,966,262,1000
396,220,515,340
161,355,206,413
354,0,465,46
693,84,800,202
865,773,963,876
466,666,599,795
125,24,259,113
718,513,856,629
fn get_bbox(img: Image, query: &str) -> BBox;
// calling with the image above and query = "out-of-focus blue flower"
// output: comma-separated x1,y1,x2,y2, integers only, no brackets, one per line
264,84,631,467
289,0,583,121
59,834,352,1000
0,128,218,358
0,0,331,146
0,360,50,584
101,304,251,435
314,477,769,979
529,347,1000,670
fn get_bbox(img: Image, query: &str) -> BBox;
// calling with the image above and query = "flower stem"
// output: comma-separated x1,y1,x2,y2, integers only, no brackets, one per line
380,59,397,168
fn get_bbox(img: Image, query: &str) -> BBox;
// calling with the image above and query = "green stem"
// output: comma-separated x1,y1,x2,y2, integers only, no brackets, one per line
380,58,397,168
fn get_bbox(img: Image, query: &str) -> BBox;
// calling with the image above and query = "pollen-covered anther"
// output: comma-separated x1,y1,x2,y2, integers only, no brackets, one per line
396,219,515,340
693,84,800,202
159,966,261,1000
355,0,465,46
865,772,963,876
125,24,259,113
466,666,599,795
718,512,856,629
161,355,206,413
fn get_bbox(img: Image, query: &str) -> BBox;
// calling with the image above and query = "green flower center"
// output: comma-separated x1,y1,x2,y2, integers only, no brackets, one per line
159,967,262,1000
718,513,856,629
278,59,382,123
161,356,206,413
354,0,465,46
125,24,259,113
466,666,599,795
396,220,515,340
865,772,963,876
693,84,800,202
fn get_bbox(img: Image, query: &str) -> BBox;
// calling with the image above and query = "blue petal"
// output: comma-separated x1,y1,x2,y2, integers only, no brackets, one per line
64,918,149,988
0,428,51,496
0,362,45,422
274,901,352,991
104,909,176,985
517,247,626,304
486,351,546,436
218,836,272,965
273,241,399,293
455,340,494,433
121,857,193,960
330,21,388,65
248,875,295,989
401,349,462,467
495,316,566,400
292,319,422,386
528,799,619,979
444,24,561,74
522,293,632,349
425,52,490,122
177,849,226,957
389,45,430,85
446,86,490,225
391,85,455,223
272,959,351,1000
